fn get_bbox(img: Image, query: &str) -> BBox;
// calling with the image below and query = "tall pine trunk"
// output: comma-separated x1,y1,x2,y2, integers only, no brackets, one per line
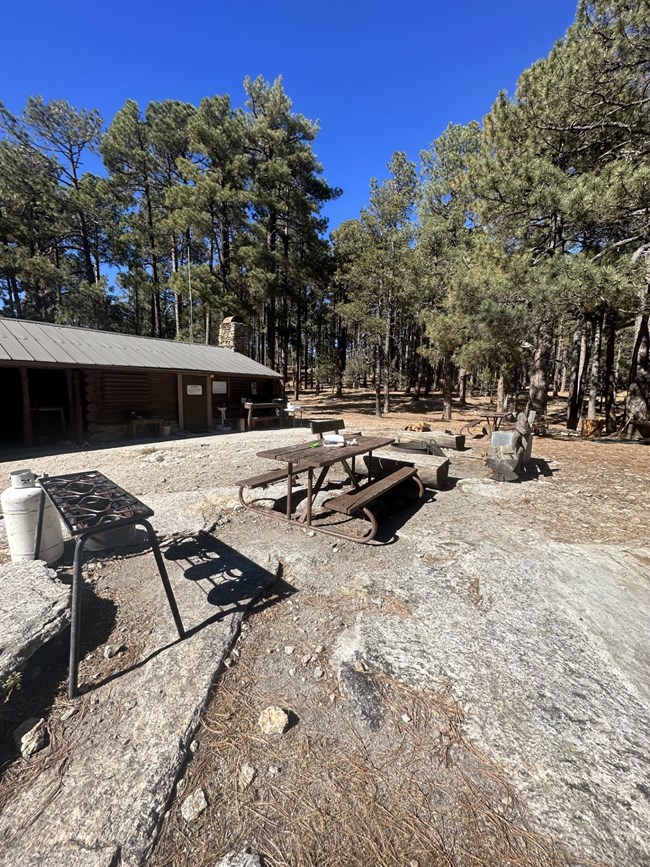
528,320,553,424
383,300,392,415
335,318,346,399
587,315,602,421
442,357,453,421
604,316,617,433
626,261,650,434
374,345,382,417
566,318,583,429
458,368,467,406
496,374,505,413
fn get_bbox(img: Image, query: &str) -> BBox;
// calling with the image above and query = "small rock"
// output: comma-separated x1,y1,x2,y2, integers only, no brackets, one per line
60,707,77,721
267,764,281,777
314,644,324,654
181,788,207,823
190,739,199,754
284,645,295,655
13,718,47,758
401,713,412,724
104,643,125,659
224,658,233,668
288,668,296,676
238,762,256,791
313,667,324,679
258,706,290,735
214,852,263,867
302,654,313,666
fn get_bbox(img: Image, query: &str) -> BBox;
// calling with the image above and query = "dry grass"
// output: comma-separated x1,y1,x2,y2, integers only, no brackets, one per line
151,596,598,867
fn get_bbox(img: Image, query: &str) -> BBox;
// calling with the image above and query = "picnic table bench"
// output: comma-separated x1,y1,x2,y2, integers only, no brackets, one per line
237,463,310,492
323,466,424,540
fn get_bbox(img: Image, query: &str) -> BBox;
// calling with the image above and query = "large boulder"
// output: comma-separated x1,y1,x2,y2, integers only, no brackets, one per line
0,560,70,683
485,412,535,482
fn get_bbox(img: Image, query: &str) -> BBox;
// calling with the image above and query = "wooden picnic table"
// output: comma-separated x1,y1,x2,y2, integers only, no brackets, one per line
238,435,423,543
460,411,511,436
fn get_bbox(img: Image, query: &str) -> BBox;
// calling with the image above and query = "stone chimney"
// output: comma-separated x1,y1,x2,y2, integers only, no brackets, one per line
219,316,248,355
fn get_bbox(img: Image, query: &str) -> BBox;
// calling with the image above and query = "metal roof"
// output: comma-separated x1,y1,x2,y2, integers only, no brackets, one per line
0,318,281,378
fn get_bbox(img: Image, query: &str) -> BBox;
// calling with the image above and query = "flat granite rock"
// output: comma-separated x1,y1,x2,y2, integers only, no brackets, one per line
0,560,70,683
332,541,650,866
0,538,277,867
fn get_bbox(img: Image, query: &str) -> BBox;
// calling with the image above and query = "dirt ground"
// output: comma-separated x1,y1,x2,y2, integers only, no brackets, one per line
1,389,648,867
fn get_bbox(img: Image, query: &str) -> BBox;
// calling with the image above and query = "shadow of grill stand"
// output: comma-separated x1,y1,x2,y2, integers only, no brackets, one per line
34,471,185,699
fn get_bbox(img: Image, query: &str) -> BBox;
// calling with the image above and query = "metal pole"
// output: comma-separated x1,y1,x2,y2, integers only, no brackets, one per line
286,461,293,519
68,536,86,699
33,486,46,561
141,521,185,638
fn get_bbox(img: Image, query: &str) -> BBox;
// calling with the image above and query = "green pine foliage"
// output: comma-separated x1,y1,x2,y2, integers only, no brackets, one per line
0,3,648,426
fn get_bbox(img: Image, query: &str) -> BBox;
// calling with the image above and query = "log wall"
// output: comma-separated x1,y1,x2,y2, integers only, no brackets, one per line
84,369,280,435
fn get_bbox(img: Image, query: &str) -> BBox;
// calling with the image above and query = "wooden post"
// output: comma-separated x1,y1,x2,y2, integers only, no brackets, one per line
65,369,74,437
206,375,212,428
19,366,33,447
176,373,184,431
72,370,84,442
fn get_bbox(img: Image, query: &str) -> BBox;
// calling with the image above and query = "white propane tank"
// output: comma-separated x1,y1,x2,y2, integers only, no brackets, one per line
1,469,64,565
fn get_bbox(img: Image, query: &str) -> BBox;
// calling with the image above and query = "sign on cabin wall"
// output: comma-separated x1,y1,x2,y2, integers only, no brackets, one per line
250,382,257,395
186,385,203,396
212,380,227,394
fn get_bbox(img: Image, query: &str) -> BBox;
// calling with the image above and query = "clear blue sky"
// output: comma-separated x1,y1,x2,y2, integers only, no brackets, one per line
2,0,577,233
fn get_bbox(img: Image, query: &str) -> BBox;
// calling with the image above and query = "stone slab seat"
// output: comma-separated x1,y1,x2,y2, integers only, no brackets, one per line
356,449,450,490
323,466,424,516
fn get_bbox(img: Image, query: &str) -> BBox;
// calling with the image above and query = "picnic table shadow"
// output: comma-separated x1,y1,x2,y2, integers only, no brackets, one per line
88,532,295,692
250,481,436,546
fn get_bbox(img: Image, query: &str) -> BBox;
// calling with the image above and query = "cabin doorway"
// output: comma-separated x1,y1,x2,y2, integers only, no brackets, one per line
182,374,209,430
0,367,70,448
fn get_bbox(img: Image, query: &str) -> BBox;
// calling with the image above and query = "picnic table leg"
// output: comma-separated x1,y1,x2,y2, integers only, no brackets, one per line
298,465,330,524
306,468,313,526
340,458,359,487
286,461,293,519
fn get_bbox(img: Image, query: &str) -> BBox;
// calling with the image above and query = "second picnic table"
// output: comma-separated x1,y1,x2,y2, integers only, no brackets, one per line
460,411,510,436
238,435,424,543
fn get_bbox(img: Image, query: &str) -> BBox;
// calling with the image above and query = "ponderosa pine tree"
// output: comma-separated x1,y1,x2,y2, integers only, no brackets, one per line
0,139,64,318
243,76,338,369
334,152,418,415
418,122,483,420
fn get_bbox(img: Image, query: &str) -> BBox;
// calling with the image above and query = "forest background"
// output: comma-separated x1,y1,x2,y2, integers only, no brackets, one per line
0,0,648,432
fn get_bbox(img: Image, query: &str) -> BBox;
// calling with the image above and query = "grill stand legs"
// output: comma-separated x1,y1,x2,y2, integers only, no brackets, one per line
35,510,185,699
